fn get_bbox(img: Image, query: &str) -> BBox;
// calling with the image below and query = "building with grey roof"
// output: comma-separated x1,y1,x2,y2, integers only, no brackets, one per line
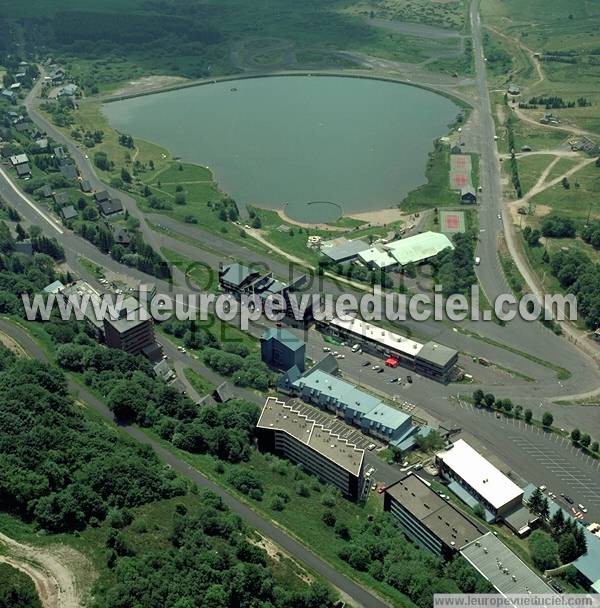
321,238,370,264
317,316,458,383
102,296,156,356
60,205,77,221
415,341,459,382
219,262,262,293
461,532,555,596
384,473,487,559
99,198,123,217
256,397,365,500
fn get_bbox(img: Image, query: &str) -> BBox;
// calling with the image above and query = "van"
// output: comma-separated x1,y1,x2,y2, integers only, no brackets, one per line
474,256,481,266
351,343,360,352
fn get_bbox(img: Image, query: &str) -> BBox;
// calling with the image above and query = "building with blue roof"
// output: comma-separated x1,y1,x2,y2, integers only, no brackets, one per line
261,328,306,372
361,403,412,442
278,360,417,445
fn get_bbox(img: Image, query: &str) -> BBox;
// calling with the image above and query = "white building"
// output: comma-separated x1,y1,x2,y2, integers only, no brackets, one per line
436,439,524,519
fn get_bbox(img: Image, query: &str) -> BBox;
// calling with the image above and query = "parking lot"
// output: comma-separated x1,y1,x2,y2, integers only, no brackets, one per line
454,400,600,520
290,400,384,451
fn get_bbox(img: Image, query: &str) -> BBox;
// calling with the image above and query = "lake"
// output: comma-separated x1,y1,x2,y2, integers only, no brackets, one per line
103,76,458,223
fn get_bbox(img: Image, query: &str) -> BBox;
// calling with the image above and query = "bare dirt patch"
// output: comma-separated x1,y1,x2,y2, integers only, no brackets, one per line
347,207,406,226
533,204,552,217
0,532,95,608
112,75,189,98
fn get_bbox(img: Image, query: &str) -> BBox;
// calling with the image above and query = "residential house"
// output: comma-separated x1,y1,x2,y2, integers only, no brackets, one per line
460,186,477,204
80,179,91,193
450,144,462,155
1,90,16,103
15,163,32,178
94,190,110,203
60,163,78,180
10,154,29,167
60,205,78,221
98,198,123,217
58,84,78,97
53,191,70,206
113,227,131,246
39,184,53,198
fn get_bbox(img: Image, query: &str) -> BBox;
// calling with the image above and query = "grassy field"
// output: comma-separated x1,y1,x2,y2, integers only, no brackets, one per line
400,141,458,212
517,154,555,194
528,161,600,223
183,368,215,396
160,247,218,291
482,0,600,134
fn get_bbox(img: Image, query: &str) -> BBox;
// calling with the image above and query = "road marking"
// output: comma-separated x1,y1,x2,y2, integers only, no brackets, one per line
0,168,64,234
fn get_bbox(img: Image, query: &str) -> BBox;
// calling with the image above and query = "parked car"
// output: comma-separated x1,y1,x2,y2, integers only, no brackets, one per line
564,494,574,505
406,375,413,383
362,360,371,367
372,365,380,371
368,443,376,451
377,368,384,374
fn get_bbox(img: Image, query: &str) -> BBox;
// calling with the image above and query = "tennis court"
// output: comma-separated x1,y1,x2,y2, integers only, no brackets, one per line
450,153,472,190
440,210,466,234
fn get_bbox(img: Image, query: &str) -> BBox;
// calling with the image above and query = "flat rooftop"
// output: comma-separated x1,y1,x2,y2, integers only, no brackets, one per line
386,473,486,550
330,316,423,358
417,341,458,368
257,397,364,476
436,439,524,510
321,238,370,262
461,532,555,596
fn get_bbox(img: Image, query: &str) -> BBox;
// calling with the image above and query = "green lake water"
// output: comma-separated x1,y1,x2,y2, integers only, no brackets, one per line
103,76,458,223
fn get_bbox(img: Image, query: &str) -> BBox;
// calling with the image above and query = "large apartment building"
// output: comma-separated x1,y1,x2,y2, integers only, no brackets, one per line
384,473,486,559
256,397,365,501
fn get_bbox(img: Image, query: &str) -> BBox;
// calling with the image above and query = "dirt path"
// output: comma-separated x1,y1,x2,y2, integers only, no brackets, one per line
0,532,93,608
520,156,595,206
484,24,544,88
0,330,29,357
512,104,598,139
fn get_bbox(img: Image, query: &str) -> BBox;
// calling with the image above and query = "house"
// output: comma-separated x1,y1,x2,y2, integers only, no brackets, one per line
460,186,477,204
1,90,16,103
507,83,520,95
450,144,462,155
53,191,70,206
14,122,30,134
14,241,33,256
60,205,78,221
213,382,234,403
10,154,29,167
94,190,110,203
58,84,78,97
53,147,66,160
15,163,32,178
60,163,78,180
35,138,49,151
113,227,131,246
51,69,65,84
39,184,53,198
320,238,370,264
9,82,21,92
98,198,123,217
80,179,91,193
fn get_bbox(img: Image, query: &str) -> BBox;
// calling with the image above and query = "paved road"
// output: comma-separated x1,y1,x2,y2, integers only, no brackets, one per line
0,319,390,608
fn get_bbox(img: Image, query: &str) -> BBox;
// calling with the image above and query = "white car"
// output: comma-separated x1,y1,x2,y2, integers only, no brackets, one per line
332,351,339,356
368,444,376,451
372,365,380,371
578,504,588,513
474,256,481,266
323,346,330,352
497,213,502,220
337,354,345,359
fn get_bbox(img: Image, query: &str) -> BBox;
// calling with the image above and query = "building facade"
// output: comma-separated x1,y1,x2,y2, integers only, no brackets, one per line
256,397,365,501
384,473,486,559
260,328,306,372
